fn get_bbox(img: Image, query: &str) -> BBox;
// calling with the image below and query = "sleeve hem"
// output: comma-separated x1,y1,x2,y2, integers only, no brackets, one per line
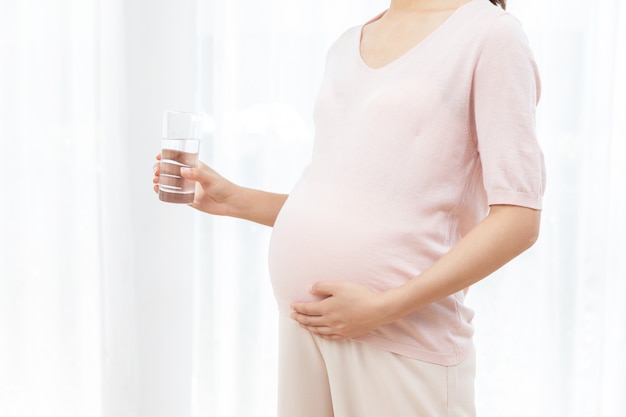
487,189,543,210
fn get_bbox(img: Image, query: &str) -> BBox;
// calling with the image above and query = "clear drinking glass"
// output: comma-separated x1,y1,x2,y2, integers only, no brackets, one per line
158,110,204,204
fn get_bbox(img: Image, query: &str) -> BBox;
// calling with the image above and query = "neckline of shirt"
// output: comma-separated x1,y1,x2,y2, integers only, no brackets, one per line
356,0,483,71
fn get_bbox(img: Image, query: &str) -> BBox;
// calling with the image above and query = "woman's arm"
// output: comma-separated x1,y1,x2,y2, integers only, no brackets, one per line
153,154,288,227
383,204,540,319
290,204,541,339
215,184,288,227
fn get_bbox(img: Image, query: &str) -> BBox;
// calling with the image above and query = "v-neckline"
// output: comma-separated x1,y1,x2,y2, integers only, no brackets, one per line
357,0,478,71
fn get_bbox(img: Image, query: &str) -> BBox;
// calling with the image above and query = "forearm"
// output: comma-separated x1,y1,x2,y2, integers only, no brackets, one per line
228,187,288,227
172,161,289,227
382,205,541,321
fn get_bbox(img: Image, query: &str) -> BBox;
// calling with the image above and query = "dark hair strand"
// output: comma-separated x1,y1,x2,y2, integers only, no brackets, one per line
489,0,506,10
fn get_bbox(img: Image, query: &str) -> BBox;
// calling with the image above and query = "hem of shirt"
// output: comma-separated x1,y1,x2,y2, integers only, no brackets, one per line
353,333,474,366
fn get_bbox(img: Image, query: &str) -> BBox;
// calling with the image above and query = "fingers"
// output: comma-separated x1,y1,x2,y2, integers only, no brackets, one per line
290,299,338,333
153,154,161,194
290,283,338,317
292,314,347,340
153,153,162,176
153,153,205,195
291,298,325,317
290,311,325,327
291,311,340,335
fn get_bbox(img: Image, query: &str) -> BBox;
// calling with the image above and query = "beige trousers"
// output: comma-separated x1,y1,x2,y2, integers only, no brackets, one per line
277,316,476,417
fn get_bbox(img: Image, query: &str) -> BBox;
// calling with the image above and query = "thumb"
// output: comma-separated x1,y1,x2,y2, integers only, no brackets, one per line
180,164,209,186
180,166,196,179
309,282,336,297
181,162,217,185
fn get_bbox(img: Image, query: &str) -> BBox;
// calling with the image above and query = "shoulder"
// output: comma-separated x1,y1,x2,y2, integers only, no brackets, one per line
323,24,361,65
485,14,530,45
323,25,358,58
448,1,532,58
329,25,361,50
327,10,386,54
454,2,535,69
478,14,536,70
469,3,530,49
457,1,525,38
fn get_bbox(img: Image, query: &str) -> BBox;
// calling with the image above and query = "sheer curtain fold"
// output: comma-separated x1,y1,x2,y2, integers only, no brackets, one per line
0,0,134,416
97,1,138,416
0,0,103,415
570,2,626,416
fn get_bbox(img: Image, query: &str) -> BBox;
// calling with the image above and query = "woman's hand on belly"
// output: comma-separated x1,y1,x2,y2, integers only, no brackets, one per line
290,281,393,340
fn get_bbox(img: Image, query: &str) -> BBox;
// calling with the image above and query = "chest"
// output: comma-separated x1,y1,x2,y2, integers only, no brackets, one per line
359,11,457,69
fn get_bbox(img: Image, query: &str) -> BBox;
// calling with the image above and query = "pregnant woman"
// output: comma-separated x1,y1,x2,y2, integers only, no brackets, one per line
153,0,545,415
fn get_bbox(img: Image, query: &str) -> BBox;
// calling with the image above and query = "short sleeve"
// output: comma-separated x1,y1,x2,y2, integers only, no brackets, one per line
472,13,546,210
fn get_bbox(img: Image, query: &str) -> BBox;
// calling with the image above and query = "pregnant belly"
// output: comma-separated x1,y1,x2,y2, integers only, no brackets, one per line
267,189,425,316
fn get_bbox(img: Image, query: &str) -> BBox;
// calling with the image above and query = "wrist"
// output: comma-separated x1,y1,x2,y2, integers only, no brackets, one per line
377,286,409,325
227,186,287,227
224,183,245,216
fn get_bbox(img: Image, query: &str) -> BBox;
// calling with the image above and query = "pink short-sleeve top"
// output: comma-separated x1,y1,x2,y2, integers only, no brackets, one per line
268,0,545,365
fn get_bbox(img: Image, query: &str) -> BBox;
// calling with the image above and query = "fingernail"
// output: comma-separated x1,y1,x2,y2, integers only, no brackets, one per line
180,167,190,175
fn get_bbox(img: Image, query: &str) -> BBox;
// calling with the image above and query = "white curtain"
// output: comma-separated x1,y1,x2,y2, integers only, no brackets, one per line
468,1,626,416
0,0,134,416
1,1,624,417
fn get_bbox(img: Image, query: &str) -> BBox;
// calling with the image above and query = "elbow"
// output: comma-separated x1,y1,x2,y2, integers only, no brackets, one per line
490,204,542,253
520,209,541,251
525,222,540,250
